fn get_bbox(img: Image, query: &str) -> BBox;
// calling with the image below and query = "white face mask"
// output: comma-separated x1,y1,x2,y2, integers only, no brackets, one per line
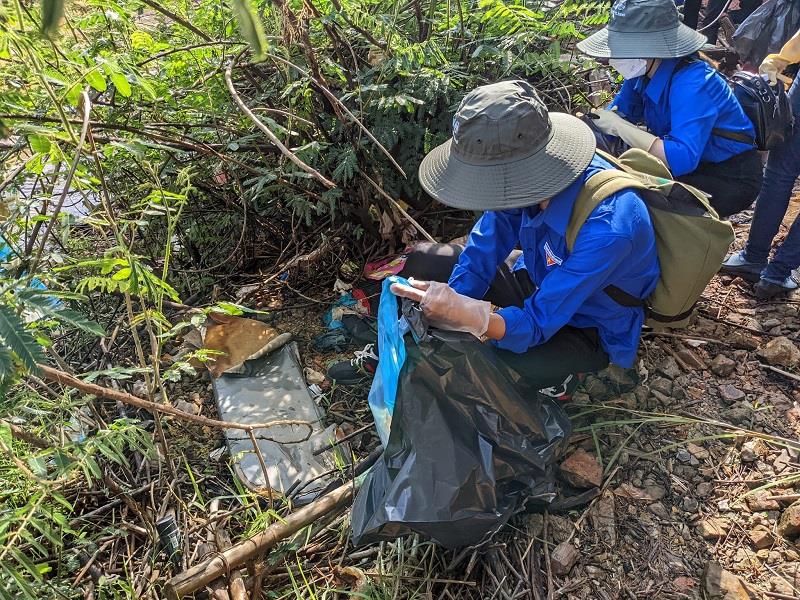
609,58,648,79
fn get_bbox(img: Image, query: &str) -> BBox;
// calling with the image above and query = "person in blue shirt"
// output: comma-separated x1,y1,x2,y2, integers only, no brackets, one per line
577,0,762,218
379,79,660,399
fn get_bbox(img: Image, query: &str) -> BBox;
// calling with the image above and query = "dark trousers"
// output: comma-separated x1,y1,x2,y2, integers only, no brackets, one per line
744,78,800,282
399,243,610,390
675,149,763,218
589,126,762,219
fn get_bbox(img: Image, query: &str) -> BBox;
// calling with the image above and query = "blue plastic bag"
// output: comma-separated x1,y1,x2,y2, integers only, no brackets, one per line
0,240,50,296
367,275,410,444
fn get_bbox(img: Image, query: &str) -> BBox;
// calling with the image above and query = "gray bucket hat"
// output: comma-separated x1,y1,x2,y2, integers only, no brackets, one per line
417,80,595,211
577,0,708,59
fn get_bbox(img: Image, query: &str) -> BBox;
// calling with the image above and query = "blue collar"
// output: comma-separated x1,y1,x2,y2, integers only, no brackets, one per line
643,58,680,104
531,154,611,236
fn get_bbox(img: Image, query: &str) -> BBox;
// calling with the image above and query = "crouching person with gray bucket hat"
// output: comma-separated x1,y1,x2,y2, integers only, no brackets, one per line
391,80,660,400
576,0,762,219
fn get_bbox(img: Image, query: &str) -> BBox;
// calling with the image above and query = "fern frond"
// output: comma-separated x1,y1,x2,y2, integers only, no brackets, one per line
0,306,43,374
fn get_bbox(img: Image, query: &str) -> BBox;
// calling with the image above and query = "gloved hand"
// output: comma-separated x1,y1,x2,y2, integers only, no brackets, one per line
590,108,658,152
389,278,491,338
760,29,800,85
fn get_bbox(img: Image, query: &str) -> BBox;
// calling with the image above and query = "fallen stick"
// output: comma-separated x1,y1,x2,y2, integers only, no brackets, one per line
760,363,800,384
38,364,313,437
0,419,50,449
225,58,336,189
164,479,359,599
209,499,248,600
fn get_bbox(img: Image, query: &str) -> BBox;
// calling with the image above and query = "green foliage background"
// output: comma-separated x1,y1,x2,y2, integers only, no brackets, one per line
0,0,608,596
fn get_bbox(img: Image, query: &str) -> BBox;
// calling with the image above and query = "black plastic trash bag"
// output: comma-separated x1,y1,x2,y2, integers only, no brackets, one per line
733,0,800,66
351,290,571,549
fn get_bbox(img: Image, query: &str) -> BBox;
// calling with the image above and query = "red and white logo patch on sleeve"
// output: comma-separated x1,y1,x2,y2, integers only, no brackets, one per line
544,242,563,267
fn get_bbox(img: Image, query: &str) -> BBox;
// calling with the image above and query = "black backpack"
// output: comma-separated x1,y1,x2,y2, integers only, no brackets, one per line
723,71,794,150
673,58,794,151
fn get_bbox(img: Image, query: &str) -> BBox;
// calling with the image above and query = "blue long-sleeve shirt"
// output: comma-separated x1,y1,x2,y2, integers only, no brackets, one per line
448,154,660,368
611,57,755,176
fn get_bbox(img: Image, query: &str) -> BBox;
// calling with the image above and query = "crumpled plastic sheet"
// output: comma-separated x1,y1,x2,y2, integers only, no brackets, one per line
352,286,572,549
733,0,800,66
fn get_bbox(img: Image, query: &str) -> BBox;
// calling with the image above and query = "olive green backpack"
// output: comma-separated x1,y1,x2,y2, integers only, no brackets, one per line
566,148,734,329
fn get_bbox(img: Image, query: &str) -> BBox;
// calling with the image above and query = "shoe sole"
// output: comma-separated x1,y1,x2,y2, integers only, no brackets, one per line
719,267,762,283
755,285,798,300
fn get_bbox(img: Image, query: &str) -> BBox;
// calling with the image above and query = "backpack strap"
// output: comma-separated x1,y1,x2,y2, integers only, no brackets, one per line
669,57,756,146
710,128,755,144
566,169,646,252
567,168,652,312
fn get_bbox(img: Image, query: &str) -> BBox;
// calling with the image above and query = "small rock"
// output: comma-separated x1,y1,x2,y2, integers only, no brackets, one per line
710,355,737,377
727,332,759,351
584,377,609,399
698,518,731,540
762,318,782,329
585,565,604,580
651,390,673,407
550,541,580,576
526,514,544,538
676,449,692,463
304,367,326,385
778,501,800,539
673,576,698,594
548,515,574,544
759,336,800,367
683,497,699,512
741,439,765,463
658,357,682,380
559,448,603,489
749,525,775,549
687,442,710,461
677,347,706,370
747,491,780,512
600,364,638,391
722,406,751,426
173,397,202,415
770,575,795,596
697,482,713,497
649,502,670,520
774,449,791,473
702,562,751,599
718,384,746,403
644,484,667,501
650,377,674,396
589,493,616,545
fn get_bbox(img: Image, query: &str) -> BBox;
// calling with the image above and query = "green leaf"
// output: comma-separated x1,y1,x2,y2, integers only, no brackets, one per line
0,422,11,446
110,72,131,97
232,0,268,62
40,0,64,39
28,135,51,154
16,292,105,336
111,267,131,281
85,69,107,93
0,306,44,374
0,348,13,379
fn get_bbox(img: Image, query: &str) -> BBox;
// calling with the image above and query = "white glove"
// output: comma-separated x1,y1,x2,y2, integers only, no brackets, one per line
389,278,491,338
590,109,658,151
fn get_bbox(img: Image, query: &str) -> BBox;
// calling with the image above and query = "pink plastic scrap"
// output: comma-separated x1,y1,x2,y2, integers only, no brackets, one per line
364,254,408,281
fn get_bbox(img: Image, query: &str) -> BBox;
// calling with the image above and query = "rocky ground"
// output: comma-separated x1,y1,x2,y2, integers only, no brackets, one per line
305,200,800,599
519,200,800,600
162,197,800,600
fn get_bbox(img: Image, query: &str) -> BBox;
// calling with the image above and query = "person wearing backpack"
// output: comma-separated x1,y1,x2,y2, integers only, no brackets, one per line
577,0,762,219
377,79,664,400
721,28,800,298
